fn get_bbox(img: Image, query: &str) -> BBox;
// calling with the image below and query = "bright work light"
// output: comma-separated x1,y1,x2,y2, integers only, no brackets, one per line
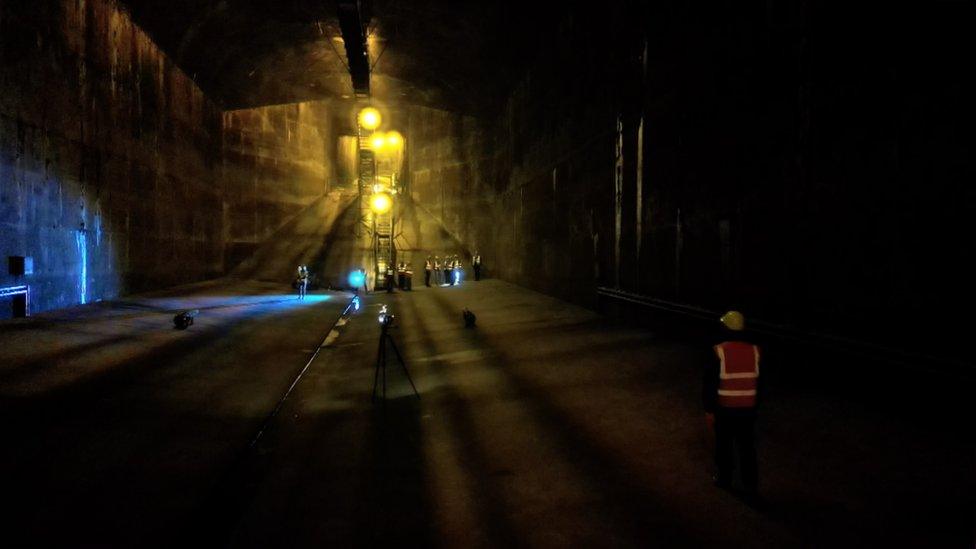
358,107,381,130
370,133,386,150
348,270,365,288
386,131,403,148
370,192,393,214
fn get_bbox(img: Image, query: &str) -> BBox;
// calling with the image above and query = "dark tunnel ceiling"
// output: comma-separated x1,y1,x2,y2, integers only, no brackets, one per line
120,0,568,112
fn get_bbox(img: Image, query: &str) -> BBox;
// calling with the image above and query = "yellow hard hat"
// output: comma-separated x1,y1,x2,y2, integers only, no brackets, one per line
720,310,745,331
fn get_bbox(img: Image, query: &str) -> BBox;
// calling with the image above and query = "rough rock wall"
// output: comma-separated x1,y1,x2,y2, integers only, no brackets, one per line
221,101,336,269
0,0,223,316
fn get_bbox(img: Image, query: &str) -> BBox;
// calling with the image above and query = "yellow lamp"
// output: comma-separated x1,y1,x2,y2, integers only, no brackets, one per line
358,107,381,130
369,192,393,215
385,131,403,148
370,133,386,150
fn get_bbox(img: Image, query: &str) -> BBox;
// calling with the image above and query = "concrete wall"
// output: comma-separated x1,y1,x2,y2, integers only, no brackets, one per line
0,0,223,316
405,106,485,253
630,1,972,355
407,3,972,358
0,1,341,318
404,11,620,306
221,101,337,269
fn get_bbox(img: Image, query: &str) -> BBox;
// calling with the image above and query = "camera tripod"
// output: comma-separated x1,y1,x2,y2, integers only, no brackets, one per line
372,323,420,402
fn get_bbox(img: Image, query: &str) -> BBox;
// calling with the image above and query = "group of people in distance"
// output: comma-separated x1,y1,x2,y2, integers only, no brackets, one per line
295,251,484,298
425,254,461,287
424,251,482,287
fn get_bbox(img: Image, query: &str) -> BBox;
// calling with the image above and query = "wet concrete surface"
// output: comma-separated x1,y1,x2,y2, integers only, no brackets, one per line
1,278,973,547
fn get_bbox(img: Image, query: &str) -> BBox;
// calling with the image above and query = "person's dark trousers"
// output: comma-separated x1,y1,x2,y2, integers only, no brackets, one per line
474,265,481,281
425,270,431,286
398,274,404,288
714,408,758,492
443,269,451,284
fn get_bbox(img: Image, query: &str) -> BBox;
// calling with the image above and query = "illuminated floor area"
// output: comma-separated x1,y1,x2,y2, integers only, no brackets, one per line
1,279,972,547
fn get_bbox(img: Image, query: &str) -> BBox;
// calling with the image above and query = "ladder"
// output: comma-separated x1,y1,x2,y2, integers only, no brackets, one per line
357,148,375,237
374,211,394,283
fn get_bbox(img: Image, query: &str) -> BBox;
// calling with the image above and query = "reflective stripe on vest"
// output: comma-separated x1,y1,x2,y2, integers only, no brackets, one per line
715,342,759,408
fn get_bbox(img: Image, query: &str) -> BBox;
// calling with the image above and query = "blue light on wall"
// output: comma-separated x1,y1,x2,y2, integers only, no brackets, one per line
75,230,87,305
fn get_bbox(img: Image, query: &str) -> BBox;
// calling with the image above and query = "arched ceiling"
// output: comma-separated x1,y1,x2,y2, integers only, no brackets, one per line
120,0,567,112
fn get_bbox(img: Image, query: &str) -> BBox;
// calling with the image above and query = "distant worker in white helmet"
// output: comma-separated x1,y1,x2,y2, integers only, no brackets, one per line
703,310,762,504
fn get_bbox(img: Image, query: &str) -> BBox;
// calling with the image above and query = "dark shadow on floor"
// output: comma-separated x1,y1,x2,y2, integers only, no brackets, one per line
404,297,526,549
353,395,437,548
415,292,701,547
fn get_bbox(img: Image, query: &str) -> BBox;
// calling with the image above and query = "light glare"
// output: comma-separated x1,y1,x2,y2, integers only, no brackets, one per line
358,107,381,130
370,192,393,214
386,131,403,148
370,133,386,149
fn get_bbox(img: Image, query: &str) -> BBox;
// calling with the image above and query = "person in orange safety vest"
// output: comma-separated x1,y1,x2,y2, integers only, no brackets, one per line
703,310,761,499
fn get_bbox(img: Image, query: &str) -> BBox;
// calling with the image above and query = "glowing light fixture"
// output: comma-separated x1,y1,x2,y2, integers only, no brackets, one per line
385,131,403,148
358,107,381,130
369,192,393,215
370,133,386,150
348,270,365,288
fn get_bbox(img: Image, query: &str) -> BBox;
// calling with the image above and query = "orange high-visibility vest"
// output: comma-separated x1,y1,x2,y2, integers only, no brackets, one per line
715,341,760,408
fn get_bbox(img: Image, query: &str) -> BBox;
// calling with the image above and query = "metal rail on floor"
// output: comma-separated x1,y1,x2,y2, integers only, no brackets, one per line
188,293,362,544
247,293,360,449
596,286,971,373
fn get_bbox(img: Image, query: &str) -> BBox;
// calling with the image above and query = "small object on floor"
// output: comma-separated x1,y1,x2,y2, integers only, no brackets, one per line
462,308,476,328
173,309,199,330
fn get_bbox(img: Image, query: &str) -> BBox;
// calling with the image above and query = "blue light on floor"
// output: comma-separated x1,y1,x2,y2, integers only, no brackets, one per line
269,294,332,306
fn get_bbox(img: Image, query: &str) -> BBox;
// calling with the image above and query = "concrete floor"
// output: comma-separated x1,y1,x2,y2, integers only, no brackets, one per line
1,277,972,547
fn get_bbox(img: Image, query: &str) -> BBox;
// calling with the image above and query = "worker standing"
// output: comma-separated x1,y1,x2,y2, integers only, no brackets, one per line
472,251,482,281
452,255,461,285
397,261,406,289
425,256,433,287
704,310,761,502
385,264,395,293
296,264,309,300
404,263,414,291
433,256,442,285
442,256,452,286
